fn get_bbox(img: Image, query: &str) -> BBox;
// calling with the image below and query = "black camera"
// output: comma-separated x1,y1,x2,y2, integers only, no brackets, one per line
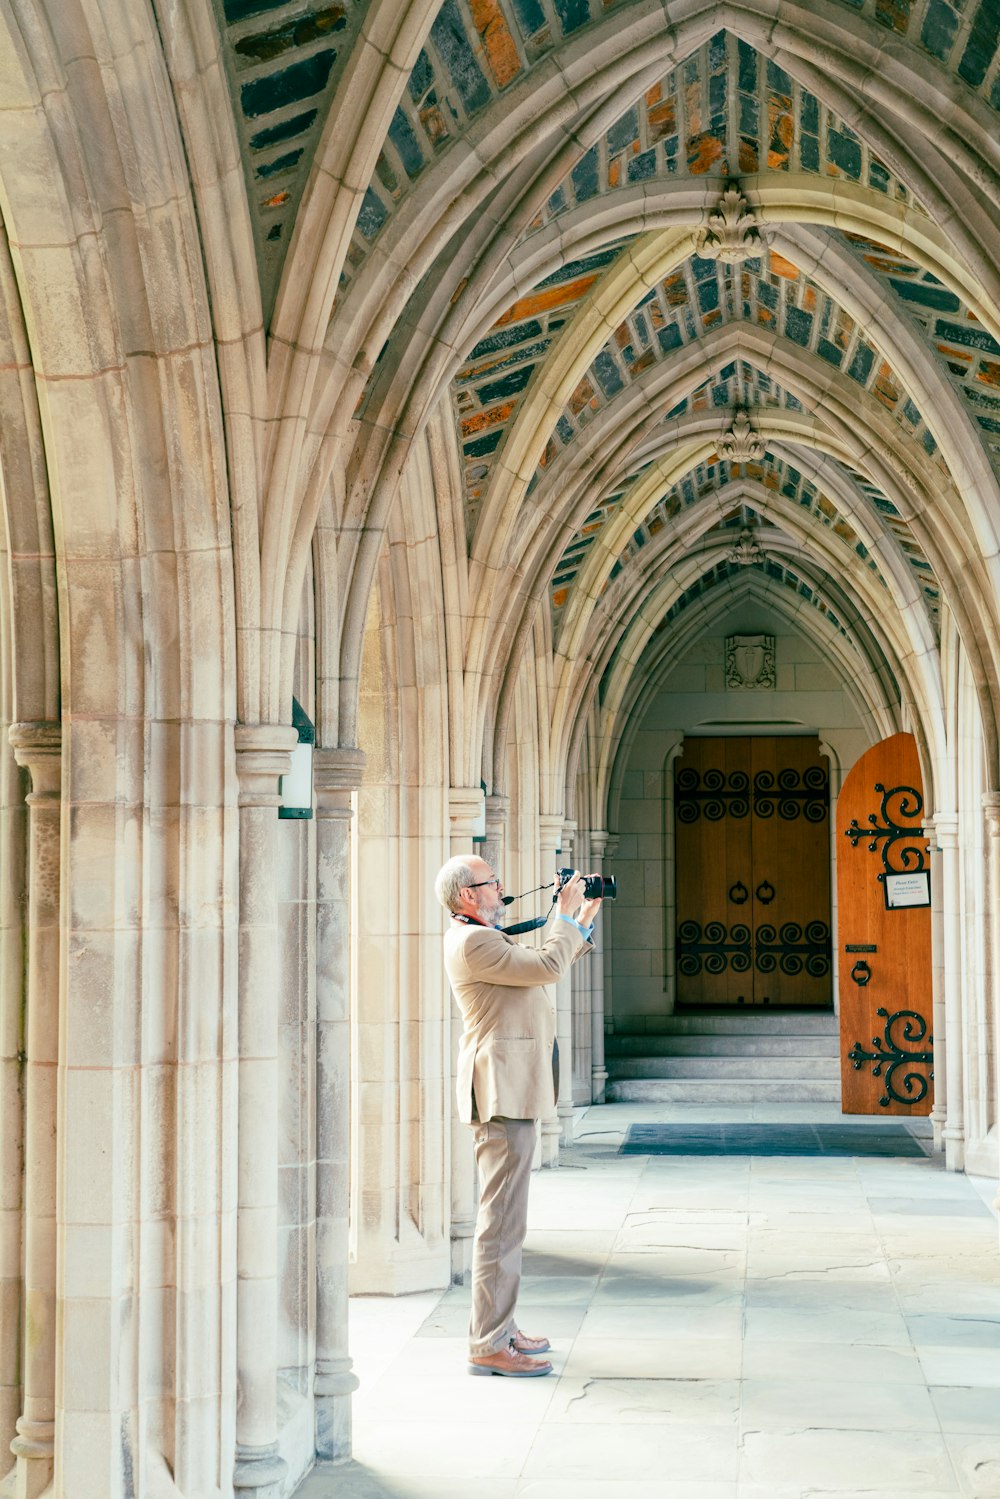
557,867,617,901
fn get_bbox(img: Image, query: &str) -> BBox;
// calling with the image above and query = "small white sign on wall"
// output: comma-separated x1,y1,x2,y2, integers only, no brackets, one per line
883,870,931,909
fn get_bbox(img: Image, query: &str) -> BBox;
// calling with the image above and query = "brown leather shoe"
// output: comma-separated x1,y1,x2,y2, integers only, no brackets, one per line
512,1330,551,1354
468,1344,553,1377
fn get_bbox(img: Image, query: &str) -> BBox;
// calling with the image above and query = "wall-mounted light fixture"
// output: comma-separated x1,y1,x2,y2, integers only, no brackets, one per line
279,697,315,820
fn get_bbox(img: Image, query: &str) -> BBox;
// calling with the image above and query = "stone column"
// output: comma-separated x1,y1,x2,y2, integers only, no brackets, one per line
313,748,365,1463
555,821,577,1145
233,725,298,1499
483,795,509,881
448,788,483,1282
571,829,593,1106
7,724,60,1499
935,815,965,1171
0,726,26,1488
589,831,611,1104
663,739,684,1015
537,815,564,1166
926,819,946,1150
982,794,1000,1217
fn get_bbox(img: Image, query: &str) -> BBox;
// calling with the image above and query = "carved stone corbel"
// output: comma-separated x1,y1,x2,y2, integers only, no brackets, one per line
719,410,764,462
696,182,770,263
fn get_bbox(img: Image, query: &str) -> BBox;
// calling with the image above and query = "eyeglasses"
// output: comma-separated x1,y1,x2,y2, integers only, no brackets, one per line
466,876,502,890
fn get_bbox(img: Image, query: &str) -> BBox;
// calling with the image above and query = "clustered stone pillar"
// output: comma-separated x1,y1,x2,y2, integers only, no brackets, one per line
926,819,947,1151
982,793,1000,1219
554,821,577,1145
233,725,298,1499
7,724,60,1499
537,814,564,1166
589,831,611,1104
448,788,483,1281
934,814,965,1171
312,747,365,1463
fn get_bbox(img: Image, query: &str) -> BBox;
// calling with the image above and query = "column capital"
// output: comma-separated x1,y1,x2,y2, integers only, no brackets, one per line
314,746,366,817
537,813,564,853
589,830,610,859
449,785,484,841
928,811,958,848
235,724,298,808
484,793,509,831
9,720,61,799
982,792,1000,836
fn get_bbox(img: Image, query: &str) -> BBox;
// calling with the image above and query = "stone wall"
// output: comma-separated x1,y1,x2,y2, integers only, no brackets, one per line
606,601,870,1033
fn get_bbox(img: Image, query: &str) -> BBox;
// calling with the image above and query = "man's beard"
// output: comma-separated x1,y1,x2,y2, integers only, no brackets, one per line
478,893,505,926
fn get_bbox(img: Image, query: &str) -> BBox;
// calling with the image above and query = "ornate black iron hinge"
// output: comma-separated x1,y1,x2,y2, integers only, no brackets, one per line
847,1007,934,1107
843,783,927,880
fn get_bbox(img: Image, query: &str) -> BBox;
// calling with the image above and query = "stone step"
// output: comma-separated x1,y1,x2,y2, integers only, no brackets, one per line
607,1034,839,1058
614,1011,838,1037
606,1078,842,1103
606,1055,841,1081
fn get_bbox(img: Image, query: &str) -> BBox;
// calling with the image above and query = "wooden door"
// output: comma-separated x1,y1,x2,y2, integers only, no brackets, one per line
675,737,831,1006
837,733,933,1115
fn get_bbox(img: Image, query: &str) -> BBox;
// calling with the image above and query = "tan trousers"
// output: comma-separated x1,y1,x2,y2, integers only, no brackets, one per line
468,1116,536,1355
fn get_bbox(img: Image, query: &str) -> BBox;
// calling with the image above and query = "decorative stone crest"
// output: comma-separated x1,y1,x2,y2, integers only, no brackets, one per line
696,183,770,263
726,525,765,567
719,410,764,462
726,634,775,690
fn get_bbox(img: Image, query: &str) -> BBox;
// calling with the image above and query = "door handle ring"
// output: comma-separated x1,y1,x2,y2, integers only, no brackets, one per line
756,879,775,904
728,880,748,904
851,960,872,987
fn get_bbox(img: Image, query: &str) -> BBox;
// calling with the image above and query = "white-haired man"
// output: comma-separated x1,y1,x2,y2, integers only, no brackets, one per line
435,852,601,1376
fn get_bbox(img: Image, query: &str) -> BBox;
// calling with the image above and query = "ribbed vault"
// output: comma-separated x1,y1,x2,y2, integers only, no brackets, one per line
130,0,1000,785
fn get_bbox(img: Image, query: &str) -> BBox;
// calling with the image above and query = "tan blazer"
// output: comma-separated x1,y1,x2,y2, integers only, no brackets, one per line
444,915,593,1124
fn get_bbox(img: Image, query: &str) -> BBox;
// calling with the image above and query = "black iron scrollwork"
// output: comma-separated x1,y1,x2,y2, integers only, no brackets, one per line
755,920,831,977
756,879,775,904
843,782,927,880
677,920,751,975
847,1007,934,1107
729,881,748,904
676,767,750,822
754,766,828,822
851,960,871,987
677,764,828,823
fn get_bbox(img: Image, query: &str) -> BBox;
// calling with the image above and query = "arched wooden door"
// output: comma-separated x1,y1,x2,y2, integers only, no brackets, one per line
674,736,832,1006
837,733,933,1115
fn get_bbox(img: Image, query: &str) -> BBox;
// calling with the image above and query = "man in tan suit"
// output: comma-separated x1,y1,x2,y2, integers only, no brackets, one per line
435,854,601,1376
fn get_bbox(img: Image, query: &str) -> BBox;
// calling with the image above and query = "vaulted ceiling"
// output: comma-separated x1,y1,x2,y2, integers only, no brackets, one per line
214,0,1000,778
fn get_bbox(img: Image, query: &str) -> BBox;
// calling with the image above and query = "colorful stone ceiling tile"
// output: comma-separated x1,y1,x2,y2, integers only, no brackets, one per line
339,24,935,299
548,448,940,647
220,0,360,308
452,242,634,537
840,229,1000,477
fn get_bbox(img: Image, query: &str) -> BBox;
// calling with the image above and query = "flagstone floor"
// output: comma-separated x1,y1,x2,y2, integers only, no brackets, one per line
298,1101,1000,1499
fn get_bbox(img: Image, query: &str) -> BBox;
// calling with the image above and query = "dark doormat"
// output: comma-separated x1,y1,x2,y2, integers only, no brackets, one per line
620,1122,933,1157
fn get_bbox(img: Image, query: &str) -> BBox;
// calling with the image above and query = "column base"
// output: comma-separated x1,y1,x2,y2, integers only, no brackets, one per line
591,1066,608,1105
234,1442,287,1496
929,1106,945,1152
450,1227,474,1286
942,1126,965,1173
539,1118,560,1168
10,1418,54,1499
315,1363,359,1466
557,1102,574,1146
